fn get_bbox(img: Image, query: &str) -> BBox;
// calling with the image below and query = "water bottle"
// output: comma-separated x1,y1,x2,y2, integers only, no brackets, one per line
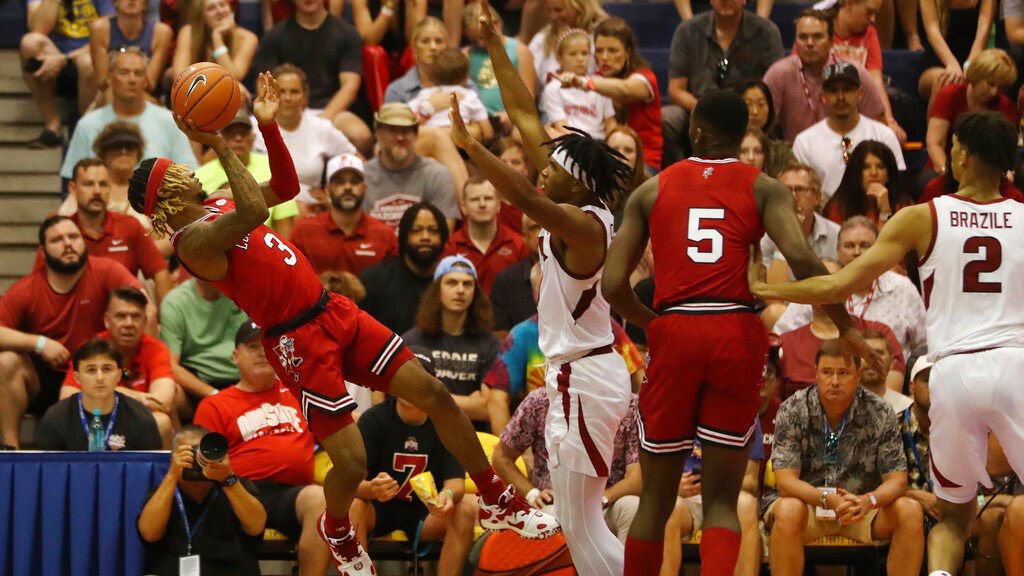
88,409,106,452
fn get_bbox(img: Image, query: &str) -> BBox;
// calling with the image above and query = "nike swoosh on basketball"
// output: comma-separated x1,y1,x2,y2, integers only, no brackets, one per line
185,74,207,106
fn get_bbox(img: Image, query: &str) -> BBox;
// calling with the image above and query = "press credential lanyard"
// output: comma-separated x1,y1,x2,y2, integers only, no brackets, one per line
174,488,219,556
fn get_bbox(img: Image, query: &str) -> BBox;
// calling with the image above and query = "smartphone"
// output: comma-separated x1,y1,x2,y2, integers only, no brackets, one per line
23,57,43,74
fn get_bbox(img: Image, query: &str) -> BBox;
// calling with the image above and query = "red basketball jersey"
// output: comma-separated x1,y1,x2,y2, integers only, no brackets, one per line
171,197,324,328
649,158,764,311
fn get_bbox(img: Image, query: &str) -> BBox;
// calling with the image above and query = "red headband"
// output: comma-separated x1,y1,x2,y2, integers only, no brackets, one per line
143,158,173,217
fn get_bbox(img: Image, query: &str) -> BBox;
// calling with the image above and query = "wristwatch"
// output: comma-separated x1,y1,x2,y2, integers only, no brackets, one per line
222,474,238,487
818,490,830,509
867,492,878,509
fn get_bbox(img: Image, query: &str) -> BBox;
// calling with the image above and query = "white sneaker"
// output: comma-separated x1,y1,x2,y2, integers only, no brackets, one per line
478,484,561,539
316,513,376,576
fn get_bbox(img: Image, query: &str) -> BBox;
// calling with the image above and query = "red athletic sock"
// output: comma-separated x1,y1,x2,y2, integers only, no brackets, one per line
322,512,353,539
699,527,741,576
624,536,663,576
469,466,507,505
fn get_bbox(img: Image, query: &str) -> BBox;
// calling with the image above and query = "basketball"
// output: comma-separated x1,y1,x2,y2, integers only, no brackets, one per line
170,62,242,133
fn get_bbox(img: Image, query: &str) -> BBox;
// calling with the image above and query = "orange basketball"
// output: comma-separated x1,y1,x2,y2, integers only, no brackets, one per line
170,62,242,133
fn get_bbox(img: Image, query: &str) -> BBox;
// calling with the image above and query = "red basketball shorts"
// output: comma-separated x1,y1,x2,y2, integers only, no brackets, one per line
639,311,768,454
261,293,413,442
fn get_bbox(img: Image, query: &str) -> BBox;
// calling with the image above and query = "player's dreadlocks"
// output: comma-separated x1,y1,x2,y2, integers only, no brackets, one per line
544,127,632,206
128,158,195,238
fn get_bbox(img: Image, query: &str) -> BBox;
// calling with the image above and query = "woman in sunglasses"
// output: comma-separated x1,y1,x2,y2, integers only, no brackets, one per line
824,140,912,228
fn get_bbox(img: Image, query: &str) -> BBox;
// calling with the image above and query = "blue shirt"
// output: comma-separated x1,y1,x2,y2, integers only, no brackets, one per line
62,102,197,179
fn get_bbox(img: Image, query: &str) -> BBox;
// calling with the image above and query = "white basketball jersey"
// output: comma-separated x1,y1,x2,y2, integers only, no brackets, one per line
919,195,1024,359
537,204,615,362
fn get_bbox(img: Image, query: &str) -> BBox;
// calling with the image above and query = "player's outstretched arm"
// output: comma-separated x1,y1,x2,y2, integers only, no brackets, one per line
252,72,300,207
602,177,658,329
477,0,549,171
450,95,603,246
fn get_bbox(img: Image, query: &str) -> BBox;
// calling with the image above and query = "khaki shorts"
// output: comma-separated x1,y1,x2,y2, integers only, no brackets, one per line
764,500,878,544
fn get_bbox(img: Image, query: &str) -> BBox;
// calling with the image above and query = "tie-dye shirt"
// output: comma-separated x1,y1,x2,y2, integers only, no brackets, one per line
483,315,644,397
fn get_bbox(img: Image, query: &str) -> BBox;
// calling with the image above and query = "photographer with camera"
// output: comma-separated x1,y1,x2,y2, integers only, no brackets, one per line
137,425,266,575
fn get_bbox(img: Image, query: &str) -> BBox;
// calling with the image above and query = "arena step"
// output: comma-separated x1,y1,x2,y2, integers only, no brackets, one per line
0,124,40,144
0,224,38,246
0,95,43,124
2,246,36,275
0,193,60,224
0,76,30,96
0,144,61,173
0,173,62,194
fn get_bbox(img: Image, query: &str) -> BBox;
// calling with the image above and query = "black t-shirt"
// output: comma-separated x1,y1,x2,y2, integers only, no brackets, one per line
401,328,501,396
359,258,432,335
490,258,536,332
36,392,162,451
358,397,464,513
141,481,263,576
254,15,364,109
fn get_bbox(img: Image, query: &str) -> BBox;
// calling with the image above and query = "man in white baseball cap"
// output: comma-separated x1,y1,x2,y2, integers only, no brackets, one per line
290,153,397,277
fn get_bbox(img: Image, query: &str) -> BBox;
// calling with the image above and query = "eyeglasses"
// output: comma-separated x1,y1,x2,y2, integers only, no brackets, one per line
823,431,840,465
840,136,853,163
716,58,730,85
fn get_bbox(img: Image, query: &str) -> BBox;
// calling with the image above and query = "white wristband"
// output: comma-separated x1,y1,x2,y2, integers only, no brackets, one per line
380,5,394,17
526,488,540,507
35,335,47,355
211,45,229,60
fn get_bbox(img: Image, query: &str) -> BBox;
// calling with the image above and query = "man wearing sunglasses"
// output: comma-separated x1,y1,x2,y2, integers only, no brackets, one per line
763,338,924,575
793,61,905,200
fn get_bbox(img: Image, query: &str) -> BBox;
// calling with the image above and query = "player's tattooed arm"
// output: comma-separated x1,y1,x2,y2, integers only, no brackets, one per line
603,177,658,328
477,0,549,171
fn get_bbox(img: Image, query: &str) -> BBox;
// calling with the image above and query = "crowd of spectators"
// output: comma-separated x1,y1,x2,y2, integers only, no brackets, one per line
6,0,1024,572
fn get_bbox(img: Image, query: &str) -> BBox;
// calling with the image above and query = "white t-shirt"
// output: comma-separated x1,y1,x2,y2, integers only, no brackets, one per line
792,116,905,199
408,85,488,129
540,80,615,140
253,110,357,205
528,29,596,91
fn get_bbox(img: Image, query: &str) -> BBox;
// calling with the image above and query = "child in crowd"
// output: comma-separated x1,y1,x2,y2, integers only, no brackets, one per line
540,28,616,140
408,48,494,142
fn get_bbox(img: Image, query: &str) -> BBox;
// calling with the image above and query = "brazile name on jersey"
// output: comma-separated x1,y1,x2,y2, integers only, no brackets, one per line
948,211,1014,229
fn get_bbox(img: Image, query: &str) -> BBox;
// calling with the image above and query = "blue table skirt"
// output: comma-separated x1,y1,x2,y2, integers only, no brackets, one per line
0,452,170,576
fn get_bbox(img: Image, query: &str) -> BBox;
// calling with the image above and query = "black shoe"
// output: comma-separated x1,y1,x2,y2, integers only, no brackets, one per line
27,128,62,149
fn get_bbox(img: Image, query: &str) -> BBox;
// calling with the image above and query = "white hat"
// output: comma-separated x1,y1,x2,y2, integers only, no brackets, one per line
910,356,934,382
326,153,365,181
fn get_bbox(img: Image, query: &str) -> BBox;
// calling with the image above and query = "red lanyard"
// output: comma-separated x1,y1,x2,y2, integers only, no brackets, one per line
796,55,835,120
846,281,876,321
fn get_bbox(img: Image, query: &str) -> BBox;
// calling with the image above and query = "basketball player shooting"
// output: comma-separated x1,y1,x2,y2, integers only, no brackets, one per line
127,72,558,576
750,111,1024,576
449,3,634,573
602,89,877,576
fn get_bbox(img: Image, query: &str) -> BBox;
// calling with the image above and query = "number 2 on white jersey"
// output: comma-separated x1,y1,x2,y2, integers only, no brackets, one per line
687,208,725,264
264,232,297,266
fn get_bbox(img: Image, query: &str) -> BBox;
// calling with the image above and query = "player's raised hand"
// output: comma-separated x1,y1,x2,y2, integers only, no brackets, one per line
174,114,226,148
253,72,280,126
477,0,500,45
839,327,886,374
449,93,474,150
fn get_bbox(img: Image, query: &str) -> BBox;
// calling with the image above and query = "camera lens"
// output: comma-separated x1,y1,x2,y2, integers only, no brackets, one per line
199,432,229,462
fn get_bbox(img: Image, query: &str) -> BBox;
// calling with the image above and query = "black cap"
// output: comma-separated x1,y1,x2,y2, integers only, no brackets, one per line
822,61,861,88
235,321,261,346
408,345,436,377
96,127,143,149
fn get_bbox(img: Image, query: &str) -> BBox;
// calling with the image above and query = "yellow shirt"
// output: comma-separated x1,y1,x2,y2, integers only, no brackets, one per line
195,152,299,225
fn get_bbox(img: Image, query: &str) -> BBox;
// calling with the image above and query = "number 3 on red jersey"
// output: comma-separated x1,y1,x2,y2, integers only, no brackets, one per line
264,232,297,266
686,208,725,264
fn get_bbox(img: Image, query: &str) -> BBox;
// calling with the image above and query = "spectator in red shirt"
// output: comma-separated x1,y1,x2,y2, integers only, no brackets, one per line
59,287,176,446
0,216,141,448
925,49,1018,178
290,153,397,276
38,158,172,304
443,177,529,295
193,321,329,575
778,260,906,399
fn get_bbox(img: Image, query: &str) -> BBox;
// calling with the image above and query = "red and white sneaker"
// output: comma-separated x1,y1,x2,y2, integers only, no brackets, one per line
479,485,561,539
316,513,376,576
